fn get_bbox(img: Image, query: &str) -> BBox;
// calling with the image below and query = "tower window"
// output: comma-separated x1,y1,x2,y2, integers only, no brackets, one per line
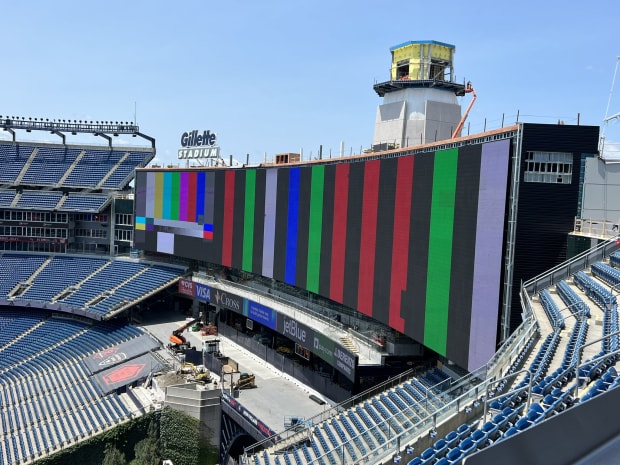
524,151,573,184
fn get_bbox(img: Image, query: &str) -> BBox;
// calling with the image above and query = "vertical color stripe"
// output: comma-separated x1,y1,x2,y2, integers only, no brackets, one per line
187,172,197,223
262,168,278,278
146,171,155,218
330,163,349,303
307,165,324,293
357,160,381,317
170,171,180,220
446,145,481,366
231,171,246,270
243,170,256,272
425,147,458,355
162,172,172,219
252,170,266,275
196,172,205,223
222,170,235,267
179,172,189,221
389,156,414,332
204,171,215,225
285,168,300,284
469,139,510,369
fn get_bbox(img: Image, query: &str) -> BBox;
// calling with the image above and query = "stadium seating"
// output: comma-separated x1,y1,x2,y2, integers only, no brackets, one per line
14,191,63,210
0,310,151,463
591,262,620,288
20,146,81,186
0,143,35,184
0,189,17,207
60,194,109,212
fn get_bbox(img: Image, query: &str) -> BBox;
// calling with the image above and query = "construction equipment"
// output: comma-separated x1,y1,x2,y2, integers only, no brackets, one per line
234,372,256,389
452,81,477,139
179,362,212,383
201,324,218,336
168,315,202,353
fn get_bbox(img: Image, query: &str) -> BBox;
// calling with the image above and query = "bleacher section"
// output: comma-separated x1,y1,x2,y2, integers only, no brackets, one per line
243,253,620,465
0,190,16,207
0,253,185,320
0,144,35,184
14,191,63,210
0,310,156,464
20,147,82,186
0,141,154,191
59,194,109,212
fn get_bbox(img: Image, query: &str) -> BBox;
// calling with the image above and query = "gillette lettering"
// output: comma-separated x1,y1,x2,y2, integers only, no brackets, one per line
283,318,306,343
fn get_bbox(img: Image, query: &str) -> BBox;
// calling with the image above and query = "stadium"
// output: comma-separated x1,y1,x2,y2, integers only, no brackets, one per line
1,40,620,465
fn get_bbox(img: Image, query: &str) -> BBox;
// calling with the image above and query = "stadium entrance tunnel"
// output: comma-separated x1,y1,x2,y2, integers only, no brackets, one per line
220,412,262,464
223,431,256,464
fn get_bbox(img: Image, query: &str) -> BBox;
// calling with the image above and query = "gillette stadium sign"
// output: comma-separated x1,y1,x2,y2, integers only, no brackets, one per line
178,129,220,159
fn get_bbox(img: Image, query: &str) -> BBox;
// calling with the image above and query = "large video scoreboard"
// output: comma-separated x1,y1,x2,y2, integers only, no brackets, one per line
135,139,511,370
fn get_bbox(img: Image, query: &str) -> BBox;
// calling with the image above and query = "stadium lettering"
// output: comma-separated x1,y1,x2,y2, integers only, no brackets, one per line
178,147,219,159
283,318,306,343
181,130,216,148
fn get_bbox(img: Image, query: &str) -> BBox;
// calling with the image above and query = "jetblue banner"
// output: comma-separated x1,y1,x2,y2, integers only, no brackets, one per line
276,315,357,381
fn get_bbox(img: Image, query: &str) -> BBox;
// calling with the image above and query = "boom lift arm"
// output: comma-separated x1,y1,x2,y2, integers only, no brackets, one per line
452,82,477,139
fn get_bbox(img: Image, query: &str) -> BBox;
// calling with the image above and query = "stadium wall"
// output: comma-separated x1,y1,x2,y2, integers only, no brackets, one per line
510,123,600,331
134,138,513,370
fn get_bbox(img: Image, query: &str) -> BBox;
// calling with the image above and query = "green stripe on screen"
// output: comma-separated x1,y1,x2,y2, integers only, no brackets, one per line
306,165,325,293
242,170,256,272
425,148,458,355
170,171,180,220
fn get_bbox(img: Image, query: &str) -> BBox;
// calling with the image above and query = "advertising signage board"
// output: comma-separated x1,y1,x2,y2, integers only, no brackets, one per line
243,300,277,330
178,278,194,297
194,282,212,302
212,289,243,312
277,315,357,381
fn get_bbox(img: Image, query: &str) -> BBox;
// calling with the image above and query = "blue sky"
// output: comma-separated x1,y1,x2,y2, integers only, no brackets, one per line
1,1,619,165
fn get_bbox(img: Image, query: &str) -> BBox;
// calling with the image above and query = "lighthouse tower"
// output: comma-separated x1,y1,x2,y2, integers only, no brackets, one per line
372,40,466,150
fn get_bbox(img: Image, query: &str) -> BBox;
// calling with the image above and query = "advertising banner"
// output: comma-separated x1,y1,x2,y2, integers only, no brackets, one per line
277,315,357,381
178,278,194,297
313,332,357,381
244,300,277,330
212,289,243,312
194,282,212,302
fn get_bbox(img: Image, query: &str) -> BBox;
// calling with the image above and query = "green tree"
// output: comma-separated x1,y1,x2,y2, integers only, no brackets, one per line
132,420,161,465
102,443,127,465
159,407,200,465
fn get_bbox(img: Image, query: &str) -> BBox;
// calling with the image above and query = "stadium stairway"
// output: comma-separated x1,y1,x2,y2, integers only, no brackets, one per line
14,147,39,184
56,149,85,186
96,151,130,188
339,337,358,354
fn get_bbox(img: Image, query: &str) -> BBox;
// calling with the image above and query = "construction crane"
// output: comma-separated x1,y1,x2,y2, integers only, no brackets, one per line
452,81,477,139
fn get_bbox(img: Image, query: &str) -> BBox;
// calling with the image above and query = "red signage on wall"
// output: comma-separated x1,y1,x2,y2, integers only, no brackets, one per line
178,278,194,296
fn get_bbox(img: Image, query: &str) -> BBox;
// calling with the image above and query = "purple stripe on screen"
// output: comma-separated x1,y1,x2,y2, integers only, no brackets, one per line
468,139,510,370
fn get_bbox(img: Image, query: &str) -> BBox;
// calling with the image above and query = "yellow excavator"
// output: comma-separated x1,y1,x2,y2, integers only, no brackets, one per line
179,362,212,383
